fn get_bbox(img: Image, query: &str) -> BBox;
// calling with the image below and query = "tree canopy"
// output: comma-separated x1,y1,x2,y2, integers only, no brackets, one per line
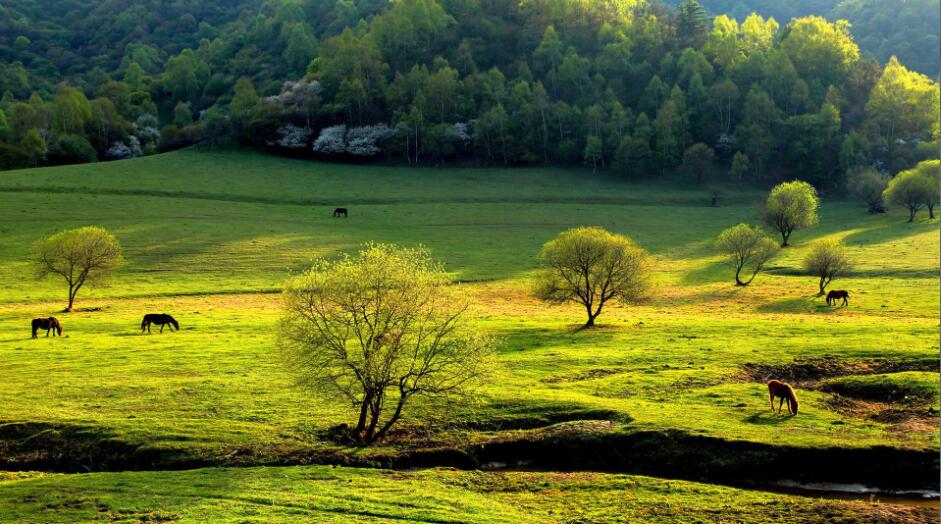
534,226,650,327
0,0,936,190
278,243,493,444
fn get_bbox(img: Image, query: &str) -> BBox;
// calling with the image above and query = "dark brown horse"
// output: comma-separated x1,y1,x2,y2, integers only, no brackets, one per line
826,290,849,306
31,317,62,338
333,207,348,218
767,380,799,415
141,313,179,333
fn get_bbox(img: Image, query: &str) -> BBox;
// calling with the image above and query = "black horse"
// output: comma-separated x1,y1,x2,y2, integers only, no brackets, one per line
141,313,179,333
826,290,849,306
333,207,348,218
32,317,62,338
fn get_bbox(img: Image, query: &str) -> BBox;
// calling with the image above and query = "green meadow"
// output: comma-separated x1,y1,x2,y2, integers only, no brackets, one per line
0,148,937,522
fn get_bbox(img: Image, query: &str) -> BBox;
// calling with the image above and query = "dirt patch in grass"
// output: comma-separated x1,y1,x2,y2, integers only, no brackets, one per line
822,394,939,428
542,367,623,383
740,357,937,385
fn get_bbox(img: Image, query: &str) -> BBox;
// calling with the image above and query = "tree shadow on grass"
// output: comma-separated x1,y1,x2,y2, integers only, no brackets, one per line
680,258,731,286
840,219,938,248
742,412,797,425
754,295,832,314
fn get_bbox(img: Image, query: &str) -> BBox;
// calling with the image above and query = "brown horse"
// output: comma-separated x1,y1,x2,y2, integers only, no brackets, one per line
31,317,62,338
333,207,348,218
826,290,849,306
141,313,179,333
767,380,799,415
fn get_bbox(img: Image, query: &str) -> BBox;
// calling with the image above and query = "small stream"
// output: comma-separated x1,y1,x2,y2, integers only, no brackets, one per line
479,462,939,509
753,480,940,509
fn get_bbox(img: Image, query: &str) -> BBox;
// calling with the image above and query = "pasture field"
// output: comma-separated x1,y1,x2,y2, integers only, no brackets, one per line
0,467,936,523
0,148,938,522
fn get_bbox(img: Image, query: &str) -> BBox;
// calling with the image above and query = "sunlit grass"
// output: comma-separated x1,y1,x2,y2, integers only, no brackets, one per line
0,148,937,520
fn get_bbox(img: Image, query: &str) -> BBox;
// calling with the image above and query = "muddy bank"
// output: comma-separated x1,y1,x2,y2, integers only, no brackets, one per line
741,357,938,384
1,420,936,493
385,428,938,492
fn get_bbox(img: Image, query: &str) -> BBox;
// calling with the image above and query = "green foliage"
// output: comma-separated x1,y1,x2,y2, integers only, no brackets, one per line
803,238,852,295
730,151,749,185
716,223,778,285
681,142,715,184
279,243,493,443
48,133,97,165
0,0,935,187
846,167,887,214
864,56,940,145
883,160,939,222
535,227,650,326
760,180,819,246
31,226,124,310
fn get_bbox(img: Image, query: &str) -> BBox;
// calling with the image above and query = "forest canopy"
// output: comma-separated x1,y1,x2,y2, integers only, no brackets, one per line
0,0,937,192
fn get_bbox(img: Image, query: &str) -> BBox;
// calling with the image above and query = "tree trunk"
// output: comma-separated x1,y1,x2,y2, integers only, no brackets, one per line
909,206,916,222
818,276,828,296
928,203,935,219
353,395,371,438
780,229,790,247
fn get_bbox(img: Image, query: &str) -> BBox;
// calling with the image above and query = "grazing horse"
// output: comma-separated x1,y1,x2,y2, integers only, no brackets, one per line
333,207,348,218
826,290,849,306
31,317,62,338
767,380,799,416
141,313,179,334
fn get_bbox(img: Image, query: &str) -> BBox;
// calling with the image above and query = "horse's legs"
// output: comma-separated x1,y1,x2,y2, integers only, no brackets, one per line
777,397,784,414
46,328,50,337
160,324,165,333
769,391,775,412
842,297,848,306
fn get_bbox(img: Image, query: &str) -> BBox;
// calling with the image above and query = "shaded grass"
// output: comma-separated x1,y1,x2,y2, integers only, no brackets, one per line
0,466,934,523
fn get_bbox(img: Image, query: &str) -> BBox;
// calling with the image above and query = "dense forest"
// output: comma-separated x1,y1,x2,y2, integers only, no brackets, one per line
0,0,937,191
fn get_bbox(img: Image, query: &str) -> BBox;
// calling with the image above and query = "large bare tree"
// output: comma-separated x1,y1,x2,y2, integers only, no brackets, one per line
32,226,124,311
534,227,650,327
278,244,493,444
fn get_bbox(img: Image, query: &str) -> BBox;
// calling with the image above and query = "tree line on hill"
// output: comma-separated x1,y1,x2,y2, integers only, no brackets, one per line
0,0,937,195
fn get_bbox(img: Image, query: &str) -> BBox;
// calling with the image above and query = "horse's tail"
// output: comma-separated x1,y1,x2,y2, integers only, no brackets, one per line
31,320,38,338
141,316,148,329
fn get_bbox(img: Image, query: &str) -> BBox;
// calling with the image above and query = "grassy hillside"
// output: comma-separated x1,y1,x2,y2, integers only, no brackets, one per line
0,148,937,520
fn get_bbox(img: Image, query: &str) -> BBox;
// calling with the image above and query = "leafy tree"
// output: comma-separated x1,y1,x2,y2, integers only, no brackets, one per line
803,239,852,296
32,226,124,311
760,181,819,246
173,102,193,128
716,223,779,286
780,17,859,90
682,142,714,184
584,135,603,173
864,56,940,146
676,0,709,50
23,128,46,166
52,85,92,135
883,160,939,221
730,151,749,186
846,168,888,214
534,227,650,327
278,244,493,444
